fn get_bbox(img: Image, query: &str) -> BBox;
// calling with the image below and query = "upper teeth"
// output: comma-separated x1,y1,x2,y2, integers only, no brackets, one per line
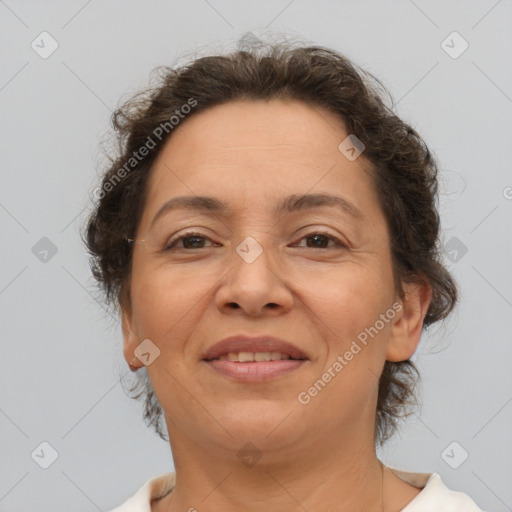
218,351,292,362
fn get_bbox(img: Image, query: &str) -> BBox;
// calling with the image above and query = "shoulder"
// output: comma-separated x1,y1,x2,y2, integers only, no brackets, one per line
108,473,175,512
108,468,486,512
391,468,486,512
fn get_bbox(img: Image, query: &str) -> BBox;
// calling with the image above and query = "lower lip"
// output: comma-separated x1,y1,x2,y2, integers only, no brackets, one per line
204,359,306,381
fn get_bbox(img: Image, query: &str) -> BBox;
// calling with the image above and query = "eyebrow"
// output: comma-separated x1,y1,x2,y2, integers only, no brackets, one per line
150,193,365,229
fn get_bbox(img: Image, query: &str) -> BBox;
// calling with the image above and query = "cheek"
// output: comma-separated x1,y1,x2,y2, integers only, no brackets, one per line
305,262,394,401
129,261,228,366
130,265,202,339
311,261,394,331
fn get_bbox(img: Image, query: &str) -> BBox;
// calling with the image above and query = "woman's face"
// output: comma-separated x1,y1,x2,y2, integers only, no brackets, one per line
122,99,429,455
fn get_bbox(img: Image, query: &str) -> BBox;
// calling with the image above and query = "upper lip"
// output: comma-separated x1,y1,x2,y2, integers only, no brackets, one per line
203,335,308,361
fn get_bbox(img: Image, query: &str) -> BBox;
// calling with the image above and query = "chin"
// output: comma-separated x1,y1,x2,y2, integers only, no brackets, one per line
216,403,303,447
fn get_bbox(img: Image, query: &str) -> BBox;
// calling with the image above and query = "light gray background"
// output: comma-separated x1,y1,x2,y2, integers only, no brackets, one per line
1,1,511,511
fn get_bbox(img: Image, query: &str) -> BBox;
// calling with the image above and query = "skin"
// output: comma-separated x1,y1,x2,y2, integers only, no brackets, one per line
121,99,432,511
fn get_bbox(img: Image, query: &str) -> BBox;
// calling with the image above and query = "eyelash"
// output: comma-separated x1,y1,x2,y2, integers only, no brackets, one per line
163,230,347,251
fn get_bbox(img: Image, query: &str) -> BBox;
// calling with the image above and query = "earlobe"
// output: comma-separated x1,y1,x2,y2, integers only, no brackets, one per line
121,307,141,368
386,281,433,362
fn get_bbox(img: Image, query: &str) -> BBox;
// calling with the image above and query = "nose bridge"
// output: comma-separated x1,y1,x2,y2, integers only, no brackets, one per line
216,233,292,314
232,234,281,289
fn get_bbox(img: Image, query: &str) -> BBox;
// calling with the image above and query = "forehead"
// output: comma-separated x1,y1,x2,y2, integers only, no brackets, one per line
159,98,349,162
141,99,379,223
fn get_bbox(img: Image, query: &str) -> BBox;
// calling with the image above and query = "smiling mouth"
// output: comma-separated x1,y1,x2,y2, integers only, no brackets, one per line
206,351,307,362
204,351,308,381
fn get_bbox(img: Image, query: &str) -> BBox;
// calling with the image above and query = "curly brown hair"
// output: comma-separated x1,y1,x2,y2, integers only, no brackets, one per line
83,41,457,447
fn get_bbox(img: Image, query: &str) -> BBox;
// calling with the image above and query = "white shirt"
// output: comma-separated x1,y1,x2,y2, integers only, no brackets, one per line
109,467,485,511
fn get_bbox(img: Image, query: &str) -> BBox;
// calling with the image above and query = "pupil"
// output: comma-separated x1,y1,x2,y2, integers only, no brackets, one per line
308,234,327,248
184,236,203,248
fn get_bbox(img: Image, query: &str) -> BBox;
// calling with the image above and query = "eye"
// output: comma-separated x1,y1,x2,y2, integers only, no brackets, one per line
294,231,346,249
163,231,219,251
162,230,346,252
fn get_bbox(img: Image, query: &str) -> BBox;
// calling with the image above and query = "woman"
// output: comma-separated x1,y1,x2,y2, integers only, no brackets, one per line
84,42,485,511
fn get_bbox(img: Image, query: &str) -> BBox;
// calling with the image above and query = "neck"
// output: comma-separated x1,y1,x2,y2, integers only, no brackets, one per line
156,430,388,512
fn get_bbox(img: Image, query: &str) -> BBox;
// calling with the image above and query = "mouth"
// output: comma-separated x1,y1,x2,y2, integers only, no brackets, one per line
203,335,309,382
208,351,305,362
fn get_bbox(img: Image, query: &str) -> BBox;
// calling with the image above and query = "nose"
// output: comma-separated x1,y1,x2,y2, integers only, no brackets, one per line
214,239,294,317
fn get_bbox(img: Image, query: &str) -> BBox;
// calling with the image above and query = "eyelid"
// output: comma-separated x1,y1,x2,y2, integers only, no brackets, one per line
164,230,218,250
292,230,347,249
163,228,348,251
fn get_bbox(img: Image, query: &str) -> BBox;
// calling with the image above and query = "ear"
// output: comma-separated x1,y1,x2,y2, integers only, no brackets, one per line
386,280,433,362
121,305,141,367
